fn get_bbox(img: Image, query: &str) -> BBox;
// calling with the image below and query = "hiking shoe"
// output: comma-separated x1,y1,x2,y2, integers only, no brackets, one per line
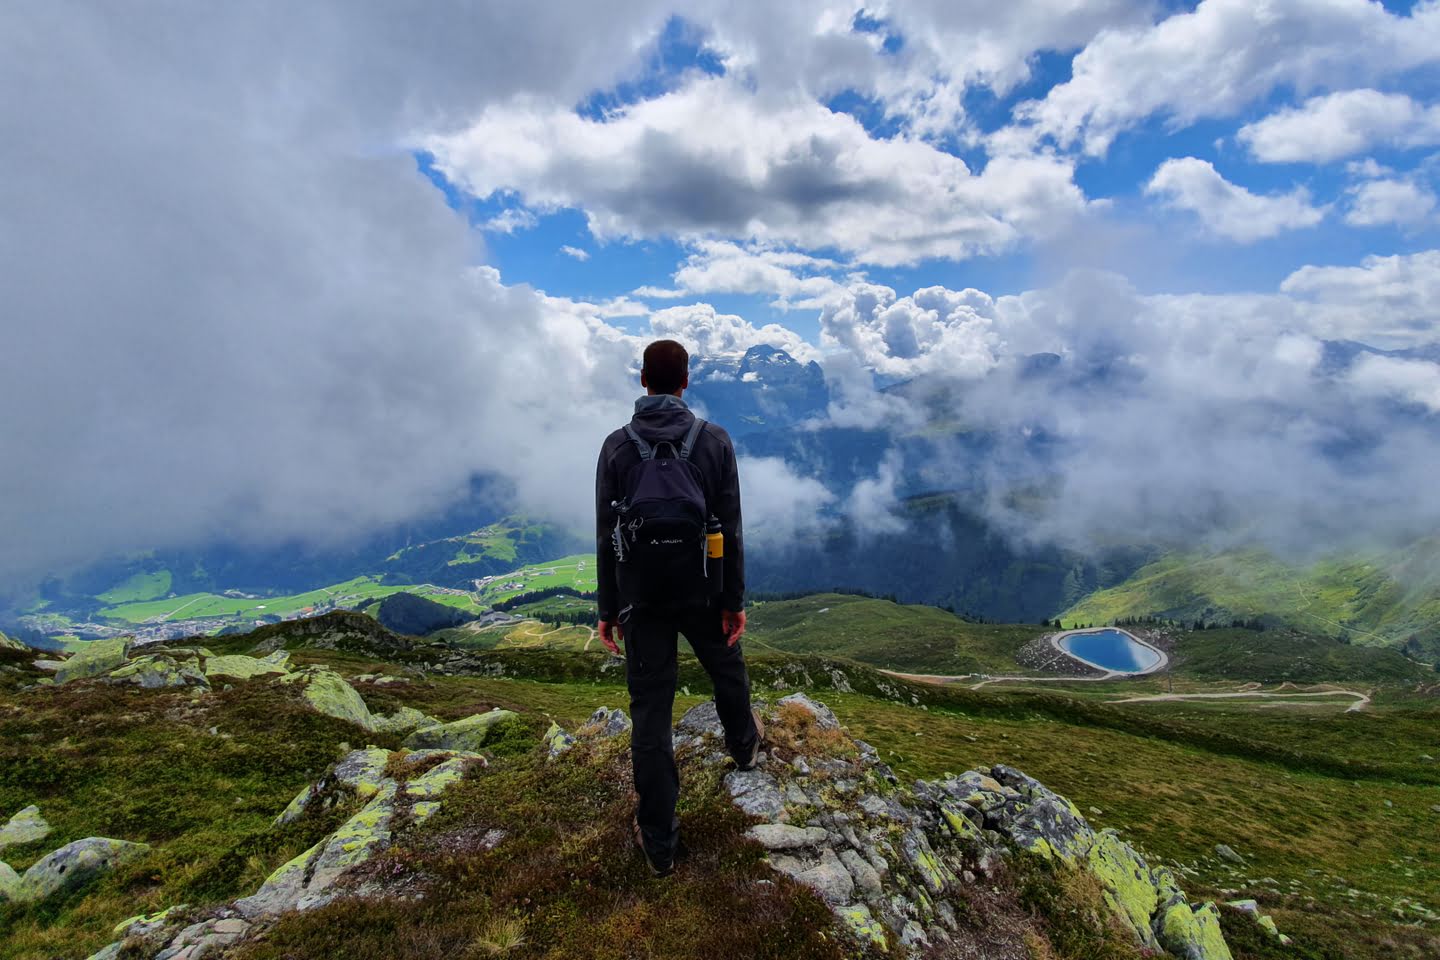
734,708,766,772
632,816,674,878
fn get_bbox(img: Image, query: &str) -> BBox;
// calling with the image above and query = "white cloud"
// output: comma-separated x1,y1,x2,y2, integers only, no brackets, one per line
1145,158,1325,242
843,449,907,536
559,244,591,260
1348,354,1440,412
1239,90,1440,164
735,455,835,546
819,281,1003,378
1013,0,1440,156
424,75,1090,266
1344,178,1438,228
679,0,1151,149
662,240,848,308
483,208,538,233
1280,250,1440,342
648,301,819,360
0,0,689,585
631,285,687,299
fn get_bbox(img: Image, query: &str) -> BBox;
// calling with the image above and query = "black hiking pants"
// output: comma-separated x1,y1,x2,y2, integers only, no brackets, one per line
622,602,758,864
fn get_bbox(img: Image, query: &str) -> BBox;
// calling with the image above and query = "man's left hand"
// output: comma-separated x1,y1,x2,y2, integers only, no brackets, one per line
721,609,746,647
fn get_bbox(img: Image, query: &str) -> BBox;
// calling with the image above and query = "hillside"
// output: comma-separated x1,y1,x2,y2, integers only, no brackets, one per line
745,593,1042,676
1061,545,1440,661
1,613,1435,960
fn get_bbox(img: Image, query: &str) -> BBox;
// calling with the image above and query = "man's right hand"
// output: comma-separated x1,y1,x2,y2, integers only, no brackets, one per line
599,620,623,656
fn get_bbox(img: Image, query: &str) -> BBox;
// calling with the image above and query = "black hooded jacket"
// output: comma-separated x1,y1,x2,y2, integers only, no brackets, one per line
595,394,744,620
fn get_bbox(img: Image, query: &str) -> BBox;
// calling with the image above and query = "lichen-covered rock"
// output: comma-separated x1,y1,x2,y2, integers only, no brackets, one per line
402,708,517,752
0,861,19,903
109,654,210,690
235,746,480,919
113,903,189,938
14,837,150,902
837,903,887,948
0,805,51,851
371,706,437,734
281,667,376,731
669,694,1233,960
1157,900,1234,960
544,721,576,759
1087,830,1161,949
153,916,252,960
404,756,478,799
204,651,291,682
54,638,131,684
0,630,26,651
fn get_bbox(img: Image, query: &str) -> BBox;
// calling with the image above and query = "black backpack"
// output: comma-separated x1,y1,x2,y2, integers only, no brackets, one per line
610,416,713,609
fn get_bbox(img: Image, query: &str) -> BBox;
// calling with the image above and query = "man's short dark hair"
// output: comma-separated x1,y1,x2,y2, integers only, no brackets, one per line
642,339,689,394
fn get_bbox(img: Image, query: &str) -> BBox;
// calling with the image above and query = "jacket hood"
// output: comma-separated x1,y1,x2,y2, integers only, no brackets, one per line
629,394,695,442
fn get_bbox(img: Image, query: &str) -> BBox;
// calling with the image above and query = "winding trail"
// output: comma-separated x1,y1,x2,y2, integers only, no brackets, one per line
1107,688,1372,712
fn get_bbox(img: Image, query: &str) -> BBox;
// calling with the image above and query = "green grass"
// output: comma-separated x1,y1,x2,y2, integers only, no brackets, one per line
1164,627,1430,683
0,679,394,959
4,616,1436,960
97,578,488,625
472,554,598,605
95,569,172,605
744,593,1043,675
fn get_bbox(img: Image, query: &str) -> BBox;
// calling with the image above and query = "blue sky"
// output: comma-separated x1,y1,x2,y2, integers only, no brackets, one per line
418,2,1440,345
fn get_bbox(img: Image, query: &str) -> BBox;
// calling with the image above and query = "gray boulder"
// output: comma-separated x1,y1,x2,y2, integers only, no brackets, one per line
14,837,150,902
776,692,840,730
579,706,632,738
204,651,291,682
0,805,51,851
725,769,785,819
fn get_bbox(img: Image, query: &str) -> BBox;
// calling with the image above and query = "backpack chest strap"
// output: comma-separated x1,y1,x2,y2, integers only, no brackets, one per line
624,417,707,461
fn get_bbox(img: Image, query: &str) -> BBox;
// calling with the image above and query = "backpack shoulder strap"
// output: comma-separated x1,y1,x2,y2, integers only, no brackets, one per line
678,417,706,461
623,424,654,460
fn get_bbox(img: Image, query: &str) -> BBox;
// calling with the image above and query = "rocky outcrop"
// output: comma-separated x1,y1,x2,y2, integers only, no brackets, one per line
55,638,131,684
664,694,1235,960
108,651,210,690
87,744,486,959
6,837,150,903
401,707,518,752
0,804,51,851
0,630,27,651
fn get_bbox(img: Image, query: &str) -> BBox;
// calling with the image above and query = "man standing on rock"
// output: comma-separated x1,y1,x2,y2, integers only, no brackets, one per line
596,338,763,877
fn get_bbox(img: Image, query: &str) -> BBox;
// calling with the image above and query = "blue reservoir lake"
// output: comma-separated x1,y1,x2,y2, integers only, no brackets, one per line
1059,629,1162,673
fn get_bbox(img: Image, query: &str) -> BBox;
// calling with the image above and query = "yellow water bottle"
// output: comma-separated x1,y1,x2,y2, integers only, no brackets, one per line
705,516,723,594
